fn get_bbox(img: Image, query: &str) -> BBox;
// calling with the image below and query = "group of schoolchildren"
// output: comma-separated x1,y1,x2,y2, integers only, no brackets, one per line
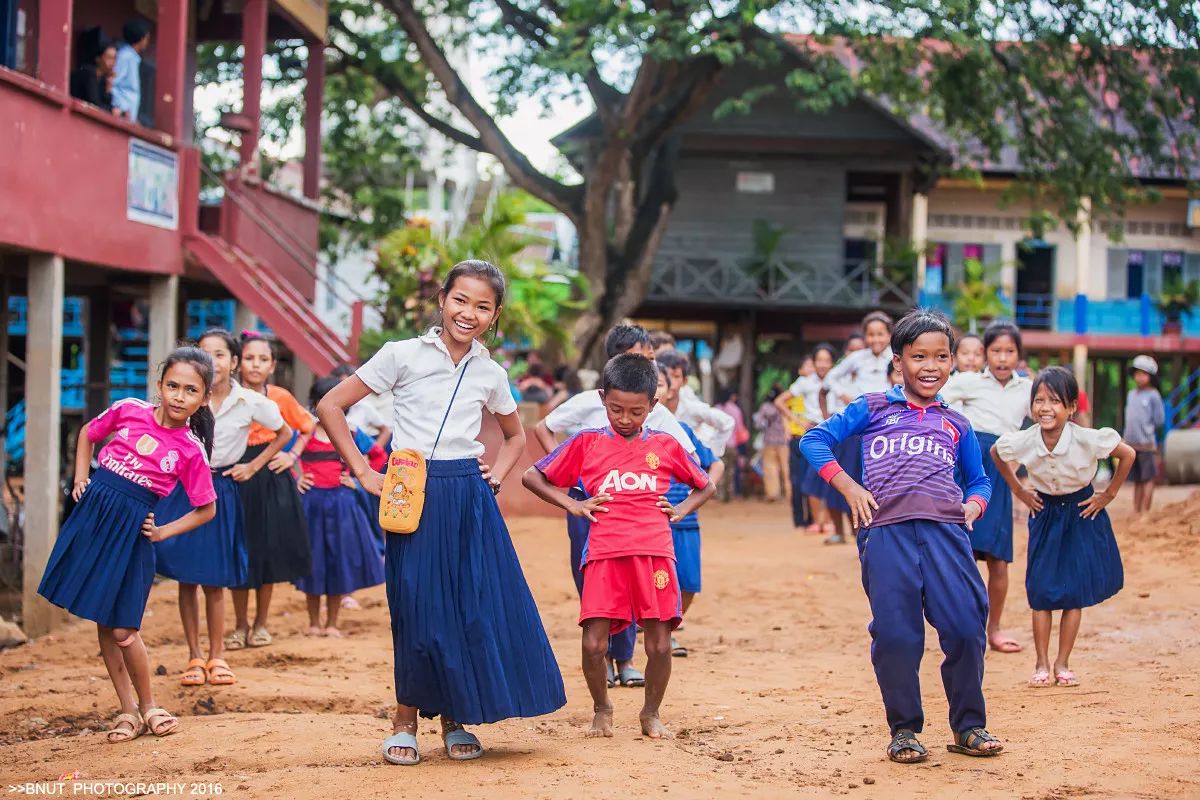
33,256,1162,767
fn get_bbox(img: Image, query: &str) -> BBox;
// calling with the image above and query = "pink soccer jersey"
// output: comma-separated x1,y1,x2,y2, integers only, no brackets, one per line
87,399,217,505
536,427,709,564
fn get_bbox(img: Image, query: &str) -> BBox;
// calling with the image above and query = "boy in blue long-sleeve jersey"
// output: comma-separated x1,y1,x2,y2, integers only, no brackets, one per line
801,309,1005,764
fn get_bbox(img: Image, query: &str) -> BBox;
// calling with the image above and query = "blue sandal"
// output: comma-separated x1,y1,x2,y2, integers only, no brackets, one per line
382,731,420,765
618,665,645,687
443,727,484,761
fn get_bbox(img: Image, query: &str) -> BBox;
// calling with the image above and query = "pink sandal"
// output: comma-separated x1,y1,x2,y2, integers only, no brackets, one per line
1055,669,1079,687
1028,670,1052,687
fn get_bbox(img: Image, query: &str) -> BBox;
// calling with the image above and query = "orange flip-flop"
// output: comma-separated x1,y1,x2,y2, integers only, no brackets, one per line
206,658,236,686
180,658,207,686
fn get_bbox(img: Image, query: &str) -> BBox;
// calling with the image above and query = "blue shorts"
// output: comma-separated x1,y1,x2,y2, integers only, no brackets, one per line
671,525,701,594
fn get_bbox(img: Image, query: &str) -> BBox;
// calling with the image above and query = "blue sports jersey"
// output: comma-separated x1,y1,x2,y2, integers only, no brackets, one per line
800,385,991,528
665,421,715,528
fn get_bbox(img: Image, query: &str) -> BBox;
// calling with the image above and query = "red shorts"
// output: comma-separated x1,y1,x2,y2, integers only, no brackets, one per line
579,555,682,634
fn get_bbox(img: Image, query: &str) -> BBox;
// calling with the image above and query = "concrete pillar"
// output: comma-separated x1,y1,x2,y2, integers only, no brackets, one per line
36,0,72,90
302,35,325,201
292,359,314,407
1000,240,1018,304
240,0,268,171
234,303,256,336
911,193,928,303
23,254,65,637
1072,199,1092,386
147,276,179,399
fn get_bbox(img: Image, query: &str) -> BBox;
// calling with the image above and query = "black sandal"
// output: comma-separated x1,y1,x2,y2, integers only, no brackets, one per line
947,727,1003,757
887,729,928,763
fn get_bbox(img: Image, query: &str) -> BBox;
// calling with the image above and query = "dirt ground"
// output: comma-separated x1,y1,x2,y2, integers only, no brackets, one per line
2,486,1198,799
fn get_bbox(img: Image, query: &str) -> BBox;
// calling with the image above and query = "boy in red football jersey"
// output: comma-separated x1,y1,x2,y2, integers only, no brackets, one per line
524,354,715,740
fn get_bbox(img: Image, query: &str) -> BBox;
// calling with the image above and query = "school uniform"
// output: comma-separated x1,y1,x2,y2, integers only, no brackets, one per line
155,381,283,588
38,399,216,629
238,384,313,587
819,349,891,513
794,374,833,504
294,438,385,596
534,426,710,633
802,386,992,737
664,422,716,594
357,328,565,724
941,370,1031,562
994,424,1124,611
676,385,735,458
542,389,698,662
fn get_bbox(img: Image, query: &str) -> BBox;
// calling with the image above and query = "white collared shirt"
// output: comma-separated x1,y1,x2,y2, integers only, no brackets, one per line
676,385,734,457
823,347,892,403
211,381,285,467
356,329,518,460
940,370,1032,436
542,389,697,454
994,422,1122,495
788,374,826,424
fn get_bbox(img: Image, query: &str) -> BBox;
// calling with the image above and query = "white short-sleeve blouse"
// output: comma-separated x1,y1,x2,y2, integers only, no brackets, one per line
994,422,1122,495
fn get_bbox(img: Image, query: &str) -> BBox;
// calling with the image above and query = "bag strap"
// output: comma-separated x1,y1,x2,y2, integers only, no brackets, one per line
430,358,471,461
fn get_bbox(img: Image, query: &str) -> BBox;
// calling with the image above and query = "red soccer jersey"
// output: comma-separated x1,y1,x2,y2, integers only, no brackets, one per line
535,427,710,564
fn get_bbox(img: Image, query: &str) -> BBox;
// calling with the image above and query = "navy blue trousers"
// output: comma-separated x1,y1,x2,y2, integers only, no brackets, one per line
567,488,637,662
857,521,989,736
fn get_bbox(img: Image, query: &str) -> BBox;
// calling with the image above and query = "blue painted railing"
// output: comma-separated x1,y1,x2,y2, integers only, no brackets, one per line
1055,297,1200,336
1015,293,1054,330
5,400,24,464
1165,370,1200,432
8,296,85,337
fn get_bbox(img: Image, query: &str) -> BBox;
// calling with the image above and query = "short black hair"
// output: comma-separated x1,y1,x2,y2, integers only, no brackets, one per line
891,309,955,353
954,332,982,354
198,328,241,364
982,319,1023,355
655,349,690,378
716,386,738,404
648,330,676,350
601,354,658,400
812,342,837,362
862,310,895,333
1031,365,1078,407
122,18,151,46
845,332,865,347
605,324,651,359
309,375,343,408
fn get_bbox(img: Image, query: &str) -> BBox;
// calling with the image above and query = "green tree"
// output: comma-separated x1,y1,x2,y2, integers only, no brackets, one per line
323,0,1197,365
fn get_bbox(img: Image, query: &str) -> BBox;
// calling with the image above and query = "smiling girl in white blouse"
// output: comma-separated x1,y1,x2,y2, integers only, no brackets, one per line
316,260,565,767
991,366,1135,689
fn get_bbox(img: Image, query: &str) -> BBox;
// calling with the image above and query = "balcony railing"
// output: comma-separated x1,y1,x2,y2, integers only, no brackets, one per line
1054,297,1200,336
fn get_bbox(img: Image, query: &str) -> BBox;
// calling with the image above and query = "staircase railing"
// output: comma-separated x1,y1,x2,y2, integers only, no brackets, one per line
1164,369,1200,432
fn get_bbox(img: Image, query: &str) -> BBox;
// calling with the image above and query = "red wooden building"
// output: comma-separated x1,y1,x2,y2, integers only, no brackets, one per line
0,0,351,634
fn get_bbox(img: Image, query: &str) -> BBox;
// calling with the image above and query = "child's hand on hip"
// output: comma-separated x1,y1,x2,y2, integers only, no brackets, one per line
843,483,878,529
358,469,385,496
570,494,611,522
656,496,684,524
339,474,358,490
140,513,164,542
223,463,257,482
72,479,89,502
268,451,297,473
478,458,502,495
1016,487,1043,517
1078,490,1113,519
296,472,315,494
962,500,983,530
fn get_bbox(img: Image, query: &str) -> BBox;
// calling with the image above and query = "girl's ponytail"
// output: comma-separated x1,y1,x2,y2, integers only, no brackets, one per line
189,405,216,460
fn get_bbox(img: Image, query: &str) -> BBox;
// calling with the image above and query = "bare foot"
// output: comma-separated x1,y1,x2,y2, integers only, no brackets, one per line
587,707,614,738
324,627,343,638
304,625,322,637
387,721,418,764
639,713,673,739
988,632,1022,653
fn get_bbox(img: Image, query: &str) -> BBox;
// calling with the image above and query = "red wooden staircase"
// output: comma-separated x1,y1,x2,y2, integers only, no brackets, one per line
184,232,353,375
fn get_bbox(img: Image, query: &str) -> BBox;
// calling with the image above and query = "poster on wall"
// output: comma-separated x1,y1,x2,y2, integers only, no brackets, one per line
127,139,178,230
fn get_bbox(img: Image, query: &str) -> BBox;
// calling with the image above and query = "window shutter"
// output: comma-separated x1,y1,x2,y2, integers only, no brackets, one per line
945,243,966,288
1144,250,1163,297
1106,248,1127,300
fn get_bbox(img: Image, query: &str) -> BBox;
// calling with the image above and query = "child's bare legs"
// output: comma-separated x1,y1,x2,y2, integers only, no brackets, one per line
639,620,673,739
97,625,139,740
984,558,1020,652
387,705,419,763
1054,609,1082,677
305,594,323,636
681,591,695,616
231,588,251,640
253,585,274,632
178,583,203,660
581,619,614,737
1138,480,1155,513
202,585,226,662
1031,610,1053,674
324,594,345,636
98,626,177,738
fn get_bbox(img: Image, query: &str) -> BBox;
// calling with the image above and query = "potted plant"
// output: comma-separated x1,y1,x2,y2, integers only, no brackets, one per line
1156,277,1199,336
947,257,1011,332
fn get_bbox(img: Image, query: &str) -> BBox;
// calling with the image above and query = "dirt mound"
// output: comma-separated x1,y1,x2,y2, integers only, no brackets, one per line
1125,489,1200,554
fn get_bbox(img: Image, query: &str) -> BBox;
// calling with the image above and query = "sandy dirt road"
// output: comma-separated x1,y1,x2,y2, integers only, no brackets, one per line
2,487,1198,799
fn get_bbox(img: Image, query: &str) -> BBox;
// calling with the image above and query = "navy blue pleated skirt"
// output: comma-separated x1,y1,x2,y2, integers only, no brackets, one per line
295,486,384,596
1026,486,1123,611
154,472,248,587
385,459,566,724
353,479,386,555
954,432,1012,562
238,443,312,587
38,469,159,629
805,436,860,513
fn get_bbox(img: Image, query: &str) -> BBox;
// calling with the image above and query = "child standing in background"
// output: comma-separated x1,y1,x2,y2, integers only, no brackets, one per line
941,321,1031,655
316,260,565,766
778,344,837,534
754,387,790,503
954,334,985,374
154,329,292,688
227,334,314,650
1123,355,1164,513
818,313,894,544
39,348,218,743
802,309,1002,764
992,366,1134,687
295,377,385,637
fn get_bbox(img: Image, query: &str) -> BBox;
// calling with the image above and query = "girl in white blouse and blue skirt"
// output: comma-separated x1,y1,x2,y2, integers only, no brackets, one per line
991,366,1134,688
316,260,565,766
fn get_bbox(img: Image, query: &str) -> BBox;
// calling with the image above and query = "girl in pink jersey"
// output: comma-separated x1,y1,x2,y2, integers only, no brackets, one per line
38,347,219,744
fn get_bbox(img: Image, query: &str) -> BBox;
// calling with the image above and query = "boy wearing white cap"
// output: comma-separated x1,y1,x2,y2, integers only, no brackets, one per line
1124,355,1164,513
